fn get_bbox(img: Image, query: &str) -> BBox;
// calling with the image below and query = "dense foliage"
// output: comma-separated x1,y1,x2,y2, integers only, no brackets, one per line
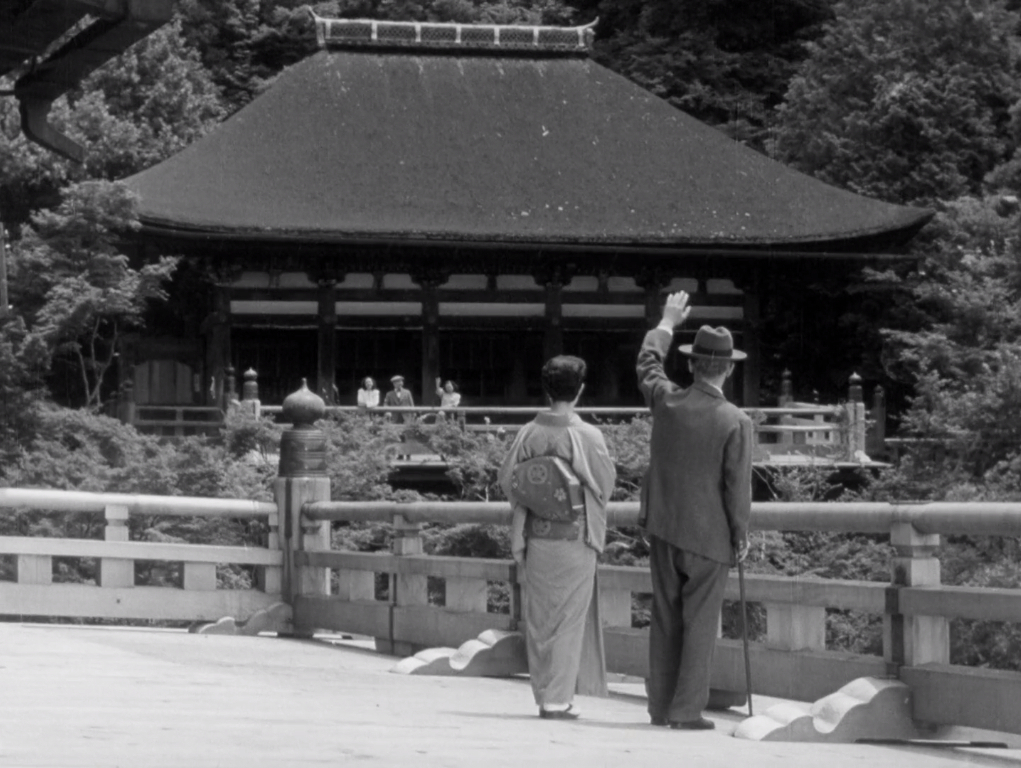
774,0,1021,205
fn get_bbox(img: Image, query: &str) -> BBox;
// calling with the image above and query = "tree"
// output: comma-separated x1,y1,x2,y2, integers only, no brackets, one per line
774,0,1021,204
0,315,50,465
584,0,833,148
880,196,1021,483
11,181,178,409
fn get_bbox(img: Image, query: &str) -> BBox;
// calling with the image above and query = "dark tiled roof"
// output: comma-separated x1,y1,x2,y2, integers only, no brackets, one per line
125,21,931,251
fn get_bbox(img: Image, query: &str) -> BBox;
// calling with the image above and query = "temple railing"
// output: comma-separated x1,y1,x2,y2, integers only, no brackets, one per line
0,489,280,623
122,368,884,464
295,499,1021,736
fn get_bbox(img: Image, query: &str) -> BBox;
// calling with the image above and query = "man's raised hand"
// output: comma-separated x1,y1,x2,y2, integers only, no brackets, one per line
661,291,691,331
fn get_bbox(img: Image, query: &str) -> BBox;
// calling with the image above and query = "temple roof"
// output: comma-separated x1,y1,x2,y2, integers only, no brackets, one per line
124,17,932,253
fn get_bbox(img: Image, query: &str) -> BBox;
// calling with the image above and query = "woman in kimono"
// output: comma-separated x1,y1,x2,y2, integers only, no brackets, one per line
499,355,617,720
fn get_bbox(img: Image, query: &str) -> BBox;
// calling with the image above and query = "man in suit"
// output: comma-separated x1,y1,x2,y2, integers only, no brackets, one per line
637,290,752,731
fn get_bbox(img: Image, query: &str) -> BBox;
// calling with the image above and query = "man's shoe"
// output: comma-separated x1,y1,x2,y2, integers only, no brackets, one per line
669,717,715,730
650,716,669,726
539,705,579,720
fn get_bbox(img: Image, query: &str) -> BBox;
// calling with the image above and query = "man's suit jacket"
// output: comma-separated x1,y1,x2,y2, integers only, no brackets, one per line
637,328,752,565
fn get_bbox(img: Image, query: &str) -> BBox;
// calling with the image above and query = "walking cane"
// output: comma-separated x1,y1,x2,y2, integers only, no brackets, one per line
738,557,753,717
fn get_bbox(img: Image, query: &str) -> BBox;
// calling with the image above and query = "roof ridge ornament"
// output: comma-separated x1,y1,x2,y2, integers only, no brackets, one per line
309,12,596,55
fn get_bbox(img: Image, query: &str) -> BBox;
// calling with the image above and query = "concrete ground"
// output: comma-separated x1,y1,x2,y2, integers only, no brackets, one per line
1,623,1018,768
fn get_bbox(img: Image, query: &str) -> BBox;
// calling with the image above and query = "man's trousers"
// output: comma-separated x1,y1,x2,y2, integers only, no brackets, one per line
645,535,730,723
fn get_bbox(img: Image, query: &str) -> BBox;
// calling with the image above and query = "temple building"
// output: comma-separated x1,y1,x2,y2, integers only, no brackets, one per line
123,15,932,409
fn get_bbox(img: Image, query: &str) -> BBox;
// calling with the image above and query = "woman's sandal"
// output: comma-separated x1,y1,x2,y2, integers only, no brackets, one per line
539,705,579,720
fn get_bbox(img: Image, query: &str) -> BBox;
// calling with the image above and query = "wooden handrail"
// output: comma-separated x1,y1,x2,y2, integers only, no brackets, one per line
302,499,1021,536
0,488,276,518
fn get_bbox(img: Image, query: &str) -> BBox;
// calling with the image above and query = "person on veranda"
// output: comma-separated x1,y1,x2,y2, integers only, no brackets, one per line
357,376,380,408
637,291,752,731
498,355,616,720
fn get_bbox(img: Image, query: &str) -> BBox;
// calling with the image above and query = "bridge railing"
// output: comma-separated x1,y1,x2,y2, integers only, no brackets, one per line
294,498,1021,736
0,488,281,624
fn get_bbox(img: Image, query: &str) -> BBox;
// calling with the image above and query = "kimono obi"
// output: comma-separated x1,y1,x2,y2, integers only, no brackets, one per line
510,456,585,522
526,509,586,541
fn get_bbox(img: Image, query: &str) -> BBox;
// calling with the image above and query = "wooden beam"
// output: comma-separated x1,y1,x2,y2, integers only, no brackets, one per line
0,536,281,566
901,663,1021,735
294,596,391,638
0,582,278,621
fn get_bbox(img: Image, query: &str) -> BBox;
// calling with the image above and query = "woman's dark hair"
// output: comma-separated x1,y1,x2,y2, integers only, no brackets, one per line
541,355,586,403
362,376,375,389
445,380,459,392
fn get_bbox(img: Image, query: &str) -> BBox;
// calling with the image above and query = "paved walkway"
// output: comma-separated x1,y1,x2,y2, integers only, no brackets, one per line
1,623,1017,768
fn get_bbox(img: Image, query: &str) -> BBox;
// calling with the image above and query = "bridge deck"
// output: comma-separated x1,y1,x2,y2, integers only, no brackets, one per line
1,623,1015,767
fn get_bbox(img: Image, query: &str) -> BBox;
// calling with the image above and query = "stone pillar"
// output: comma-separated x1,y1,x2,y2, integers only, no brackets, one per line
223,365,237,410
867,385,887,457
316,279,338,405
779,369,793,406
274,380,331,637
117,379,136,426
845,372,866,460
884,518,949,670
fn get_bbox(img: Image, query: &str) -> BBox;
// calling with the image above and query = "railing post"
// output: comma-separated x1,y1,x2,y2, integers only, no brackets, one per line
779,368,792,406
275,379,330,638
384,513,427,656
241,367,261,418
885,518,950,671
867,385,886,457
765,603,826,651
844,372,866,461
97,504,133,588
223,365,238,410
117,380,136,426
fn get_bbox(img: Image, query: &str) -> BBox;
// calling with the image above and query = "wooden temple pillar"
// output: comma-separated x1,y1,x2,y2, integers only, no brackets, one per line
637,268,667,328
413,270,447,406
734,269,763,407
316,278,338,404
204,283,232,408
538,266,567,361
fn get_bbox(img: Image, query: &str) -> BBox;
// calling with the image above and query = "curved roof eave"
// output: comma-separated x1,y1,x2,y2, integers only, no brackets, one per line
125,49,934,252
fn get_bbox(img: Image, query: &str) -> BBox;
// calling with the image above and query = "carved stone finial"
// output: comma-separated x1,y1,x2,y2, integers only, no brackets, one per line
242,368,259,402
279,380,328,478
848,372,863,403
282,379,326,429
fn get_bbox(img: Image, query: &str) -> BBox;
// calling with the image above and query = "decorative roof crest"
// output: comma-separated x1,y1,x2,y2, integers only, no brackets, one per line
309,12,596,55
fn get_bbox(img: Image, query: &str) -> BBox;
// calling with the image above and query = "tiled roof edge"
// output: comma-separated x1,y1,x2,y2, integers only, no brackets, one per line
310,12,596,55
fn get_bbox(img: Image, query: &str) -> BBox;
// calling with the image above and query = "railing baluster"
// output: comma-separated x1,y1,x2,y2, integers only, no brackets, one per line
97,504,133,588
445,576,487,613
598,585,632,629
16,554,52,585
183,561,217,591
765,603,826,652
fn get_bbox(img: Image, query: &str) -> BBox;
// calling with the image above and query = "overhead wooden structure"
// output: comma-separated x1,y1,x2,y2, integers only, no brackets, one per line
123,15,933,409
0,0,176,161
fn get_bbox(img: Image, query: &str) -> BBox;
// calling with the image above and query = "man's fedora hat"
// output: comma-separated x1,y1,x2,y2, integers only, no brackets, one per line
678,325,747,361
390,375,404,383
